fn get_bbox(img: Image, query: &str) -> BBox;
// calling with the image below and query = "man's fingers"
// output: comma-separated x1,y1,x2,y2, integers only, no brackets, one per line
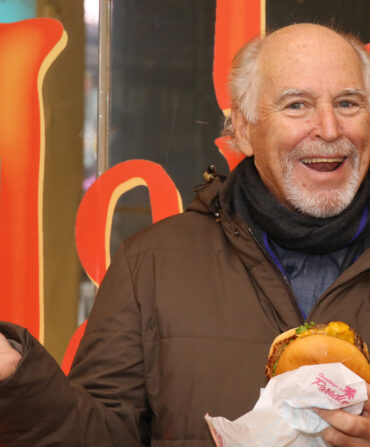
362,384,370,415
0,333,22,381
314,386,370,445
321,426,370,447
0,332,10,344
316,408,370,441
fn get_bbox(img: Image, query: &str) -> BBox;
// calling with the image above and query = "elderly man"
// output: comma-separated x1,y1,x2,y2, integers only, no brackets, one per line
0,23,369,447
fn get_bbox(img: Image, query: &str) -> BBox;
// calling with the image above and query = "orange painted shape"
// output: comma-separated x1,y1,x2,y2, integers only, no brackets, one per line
215,136,245,171
213,0,262,112
61,320,87,374
0,19,66,340
66,161,182,373
76,159,183,286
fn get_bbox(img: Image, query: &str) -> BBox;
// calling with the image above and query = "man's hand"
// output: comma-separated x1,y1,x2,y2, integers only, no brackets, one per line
0,333,22,381
315,383,370,446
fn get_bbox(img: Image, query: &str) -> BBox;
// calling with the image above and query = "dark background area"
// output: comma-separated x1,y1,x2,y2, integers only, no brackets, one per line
109,0,370,254
266,0,370,42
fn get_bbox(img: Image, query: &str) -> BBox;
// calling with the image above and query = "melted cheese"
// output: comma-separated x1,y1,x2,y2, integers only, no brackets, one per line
298,321,354,344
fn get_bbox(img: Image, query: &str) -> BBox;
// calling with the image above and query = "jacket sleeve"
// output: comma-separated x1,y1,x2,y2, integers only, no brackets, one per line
0,244,150,447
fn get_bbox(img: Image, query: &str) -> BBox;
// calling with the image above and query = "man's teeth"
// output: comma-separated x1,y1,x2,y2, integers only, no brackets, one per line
301,158,344,164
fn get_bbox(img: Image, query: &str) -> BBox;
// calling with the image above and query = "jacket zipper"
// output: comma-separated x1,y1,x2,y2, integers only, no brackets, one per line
248,227,305,324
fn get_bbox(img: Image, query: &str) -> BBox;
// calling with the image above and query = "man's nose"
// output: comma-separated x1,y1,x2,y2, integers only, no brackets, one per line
311,106,342,142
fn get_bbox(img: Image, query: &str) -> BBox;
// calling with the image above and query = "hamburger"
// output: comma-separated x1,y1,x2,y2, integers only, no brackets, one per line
266,321,370,382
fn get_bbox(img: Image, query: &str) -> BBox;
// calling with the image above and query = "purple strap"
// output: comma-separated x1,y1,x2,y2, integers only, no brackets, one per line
262,231,284,274
349,203,369,244
262,230,307,319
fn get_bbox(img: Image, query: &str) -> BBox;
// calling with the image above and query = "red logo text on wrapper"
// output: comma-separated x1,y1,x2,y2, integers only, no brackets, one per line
311,373,357,405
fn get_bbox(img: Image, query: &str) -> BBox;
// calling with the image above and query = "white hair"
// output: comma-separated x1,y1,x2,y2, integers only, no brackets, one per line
223,29,370,149
222,38,263,141
344,34,370,103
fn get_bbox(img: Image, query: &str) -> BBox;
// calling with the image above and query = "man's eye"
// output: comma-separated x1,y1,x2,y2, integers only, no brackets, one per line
288,102,304,110
339,100,355,108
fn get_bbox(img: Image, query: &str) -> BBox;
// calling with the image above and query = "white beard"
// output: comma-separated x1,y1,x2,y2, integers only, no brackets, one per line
282,139,360,218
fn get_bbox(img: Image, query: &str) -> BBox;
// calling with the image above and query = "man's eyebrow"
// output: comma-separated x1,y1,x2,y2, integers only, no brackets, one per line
337,88,367,98
276,89,314,102
276,88,369,103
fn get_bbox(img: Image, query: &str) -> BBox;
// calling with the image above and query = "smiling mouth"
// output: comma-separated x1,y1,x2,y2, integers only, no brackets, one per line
301,157,345,172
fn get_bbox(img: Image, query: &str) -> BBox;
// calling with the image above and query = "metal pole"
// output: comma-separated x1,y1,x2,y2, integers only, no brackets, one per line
97,0,111,176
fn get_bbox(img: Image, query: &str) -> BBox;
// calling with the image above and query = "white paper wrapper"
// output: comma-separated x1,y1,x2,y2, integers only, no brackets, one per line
205,363,368,447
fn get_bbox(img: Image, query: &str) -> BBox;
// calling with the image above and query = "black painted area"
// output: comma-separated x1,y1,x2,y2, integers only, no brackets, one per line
266,0,370,42
109,0,226,253
110,0,226,204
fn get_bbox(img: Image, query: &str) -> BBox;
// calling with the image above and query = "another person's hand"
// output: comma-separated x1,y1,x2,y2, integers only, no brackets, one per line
0,332,22,381
316,382,370,446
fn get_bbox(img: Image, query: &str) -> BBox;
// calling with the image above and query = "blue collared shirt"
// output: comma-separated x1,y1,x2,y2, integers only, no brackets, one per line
267,239,352,319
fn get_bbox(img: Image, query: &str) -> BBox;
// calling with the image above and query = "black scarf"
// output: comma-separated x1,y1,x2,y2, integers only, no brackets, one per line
233,157,370,254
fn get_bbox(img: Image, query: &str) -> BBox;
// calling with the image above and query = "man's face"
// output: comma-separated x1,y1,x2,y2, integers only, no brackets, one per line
238,25,370,217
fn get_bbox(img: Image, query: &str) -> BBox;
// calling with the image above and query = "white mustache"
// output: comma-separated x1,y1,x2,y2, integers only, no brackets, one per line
286,138,358,161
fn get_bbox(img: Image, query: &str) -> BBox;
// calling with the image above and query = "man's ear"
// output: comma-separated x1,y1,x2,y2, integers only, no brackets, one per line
231,109,254,157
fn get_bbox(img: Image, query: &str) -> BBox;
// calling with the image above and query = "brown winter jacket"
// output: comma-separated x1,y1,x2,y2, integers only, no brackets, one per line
0,168,370,447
